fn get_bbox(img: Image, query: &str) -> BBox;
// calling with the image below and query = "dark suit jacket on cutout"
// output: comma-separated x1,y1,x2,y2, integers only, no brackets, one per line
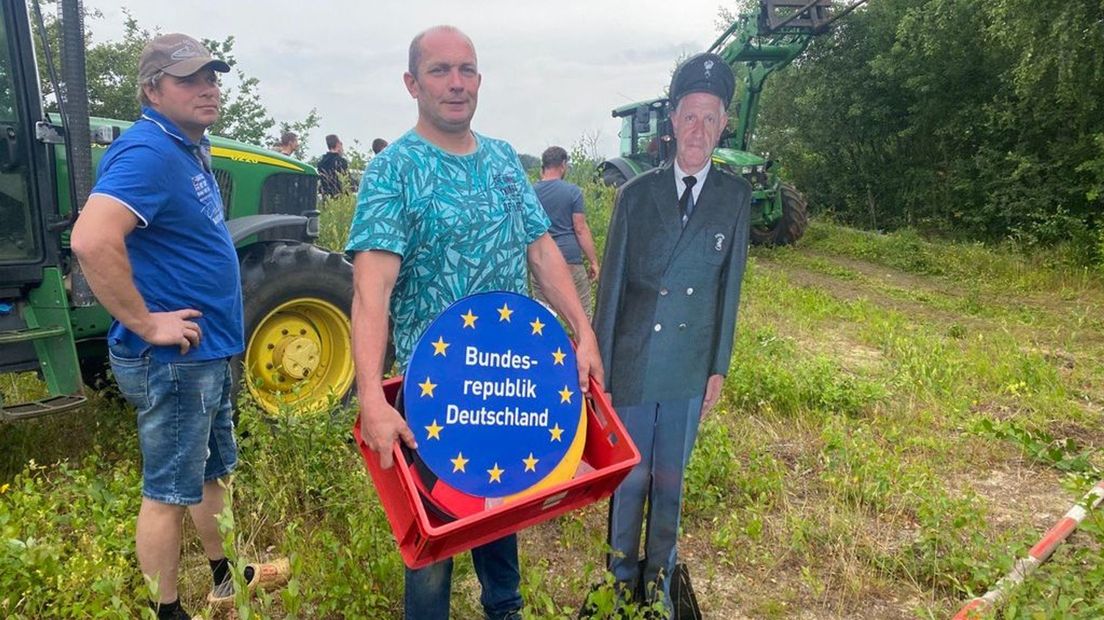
594,162,751,407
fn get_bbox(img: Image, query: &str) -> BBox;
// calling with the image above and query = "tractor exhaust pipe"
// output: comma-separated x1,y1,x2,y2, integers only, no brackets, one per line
58,0,95,306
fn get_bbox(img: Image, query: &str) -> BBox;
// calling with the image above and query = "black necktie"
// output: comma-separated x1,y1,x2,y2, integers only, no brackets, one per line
678,175,697,226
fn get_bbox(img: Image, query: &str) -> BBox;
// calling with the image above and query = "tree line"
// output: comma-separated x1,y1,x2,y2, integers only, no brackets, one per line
753,0,1103,257
33,7,378,168
35,1,1104,259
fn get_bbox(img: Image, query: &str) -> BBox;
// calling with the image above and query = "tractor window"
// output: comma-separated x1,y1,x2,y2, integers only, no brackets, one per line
619,109,659,158
0,9,13,122
619,117,633,157
0,3,38,265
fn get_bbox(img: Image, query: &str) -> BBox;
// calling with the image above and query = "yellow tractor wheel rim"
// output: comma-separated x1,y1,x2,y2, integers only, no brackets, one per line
244,297,353,415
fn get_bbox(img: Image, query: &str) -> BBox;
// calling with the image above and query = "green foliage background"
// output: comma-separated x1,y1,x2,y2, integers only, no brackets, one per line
753,0,1104,257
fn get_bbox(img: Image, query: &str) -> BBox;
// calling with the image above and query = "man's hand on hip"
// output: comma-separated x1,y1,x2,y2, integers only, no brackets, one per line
359,401,417,470
137,309,204,355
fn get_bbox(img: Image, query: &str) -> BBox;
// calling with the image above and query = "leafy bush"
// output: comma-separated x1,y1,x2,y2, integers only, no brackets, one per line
1,453,145,619
755,0,1104,257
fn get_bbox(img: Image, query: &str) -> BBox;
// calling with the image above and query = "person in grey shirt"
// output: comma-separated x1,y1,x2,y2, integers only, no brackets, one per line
530,146,600,320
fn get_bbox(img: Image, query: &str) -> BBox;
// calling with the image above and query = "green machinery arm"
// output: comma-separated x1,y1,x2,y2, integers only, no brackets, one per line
708,0,868,152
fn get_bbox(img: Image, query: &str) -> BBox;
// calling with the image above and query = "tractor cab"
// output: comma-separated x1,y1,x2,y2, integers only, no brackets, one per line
601,98,672,186
613,98,670,168
0,0,87,419
0,0,59,295
598,0,867,246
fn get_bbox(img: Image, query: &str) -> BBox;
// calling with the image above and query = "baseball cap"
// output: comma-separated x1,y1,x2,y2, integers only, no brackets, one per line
669,52,735,109
138,33,231,82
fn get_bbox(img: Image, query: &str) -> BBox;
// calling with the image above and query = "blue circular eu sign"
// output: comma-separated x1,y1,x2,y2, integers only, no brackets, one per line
404,291,584,498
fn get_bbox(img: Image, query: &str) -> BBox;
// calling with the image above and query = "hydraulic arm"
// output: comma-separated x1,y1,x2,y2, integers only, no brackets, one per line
709,0,868,151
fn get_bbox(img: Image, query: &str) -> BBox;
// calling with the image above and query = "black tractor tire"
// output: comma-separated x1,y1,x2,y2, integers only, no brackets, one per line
601,165,629,188
750,183,809,246
234,241,362,416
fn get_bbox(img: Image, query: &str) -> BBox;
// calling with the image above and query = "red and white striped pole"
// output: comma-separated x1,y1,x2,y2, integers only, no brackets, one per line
952,479,1104,619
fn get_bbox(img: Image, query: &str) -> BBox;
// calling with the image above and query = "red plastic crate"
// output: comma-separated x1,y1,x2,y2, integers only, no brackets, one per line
353,376,640,569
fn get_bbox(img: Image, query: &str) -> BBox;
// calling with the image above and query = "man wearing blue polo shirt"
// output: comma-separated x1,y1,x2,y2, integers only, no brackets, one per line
71,33,285,620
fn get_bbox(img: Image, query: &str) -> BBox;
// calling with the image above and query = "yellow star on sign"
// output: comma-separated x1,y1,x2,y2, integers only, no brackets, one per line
487,463,505,483
461,309,478,329
549,423,564,442
451,452,469,473
530,317,545,335
418,377,437,397
552,347,566,365
523,453,539,472
497,303,514,322
425,419,443,440
432,336,450,356
559,386,574,404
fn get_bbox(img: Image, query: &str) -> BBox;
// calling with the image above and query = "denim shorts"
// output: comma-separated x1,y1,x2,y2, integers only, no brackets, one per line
109,342,238,505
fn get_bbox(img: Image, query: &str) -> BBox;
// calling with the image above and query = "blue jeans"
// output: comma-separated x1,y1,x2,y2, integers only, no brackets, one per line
404,534,522,620
607,397,703,614
109,342,237,506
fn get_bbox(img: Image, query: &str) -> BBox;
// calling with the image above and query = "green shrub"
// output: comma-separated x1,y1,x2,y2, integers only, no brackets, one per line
317,194,356,252
0,454,145,619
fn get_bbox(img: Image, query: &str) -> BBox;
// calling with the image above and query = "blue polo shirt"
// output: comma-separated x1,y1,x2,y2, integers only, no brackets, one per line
91,106,243,362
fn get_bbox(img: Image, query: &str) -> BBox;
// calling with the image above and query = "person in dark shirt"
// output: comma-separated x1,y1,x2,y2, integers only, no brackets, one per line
317,133,349,198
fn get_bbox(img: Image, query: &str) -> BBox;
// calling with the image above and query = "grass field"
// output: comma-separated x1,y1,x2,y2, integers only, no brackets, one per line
2,194,1103,618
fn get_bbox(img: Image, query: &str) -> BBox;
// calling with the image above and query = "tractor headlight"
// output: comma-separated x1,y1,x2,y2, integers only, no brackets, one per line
743,165,769,189
303,209,321,240
754,165,770,187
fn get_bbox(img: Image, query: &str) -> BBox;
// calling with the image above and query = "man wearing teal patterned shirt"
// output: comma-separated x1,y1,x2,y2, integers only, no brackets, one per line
346,25,603,620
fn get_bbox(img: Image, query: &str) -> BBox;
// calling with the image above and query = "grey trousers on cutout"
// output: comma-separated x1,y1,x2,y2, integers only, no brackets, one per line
607,396,703,612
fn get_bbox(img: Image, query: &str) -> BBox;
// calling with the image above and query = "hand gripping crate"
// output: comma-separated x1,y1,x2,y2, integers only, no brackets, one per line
353,376,640,569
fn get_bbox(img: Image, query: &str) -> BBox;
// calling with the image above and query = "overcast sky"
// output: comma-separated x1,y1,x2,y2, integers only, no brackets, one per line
80,0,732,159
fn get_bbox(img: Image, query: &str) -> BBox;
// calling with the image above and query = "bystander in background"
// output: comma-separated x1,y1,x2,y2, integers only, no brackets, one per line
530,146,599,321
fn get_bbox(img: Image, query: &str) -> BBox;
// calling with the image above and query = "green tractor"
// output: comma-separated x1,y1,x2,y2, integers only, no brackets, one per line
599,0,867,245
0,0,356,420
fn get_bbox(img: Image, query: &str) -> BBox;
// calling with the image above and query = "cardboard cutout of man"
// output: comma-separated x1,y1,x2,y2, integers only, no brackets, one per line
594,52,751,613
